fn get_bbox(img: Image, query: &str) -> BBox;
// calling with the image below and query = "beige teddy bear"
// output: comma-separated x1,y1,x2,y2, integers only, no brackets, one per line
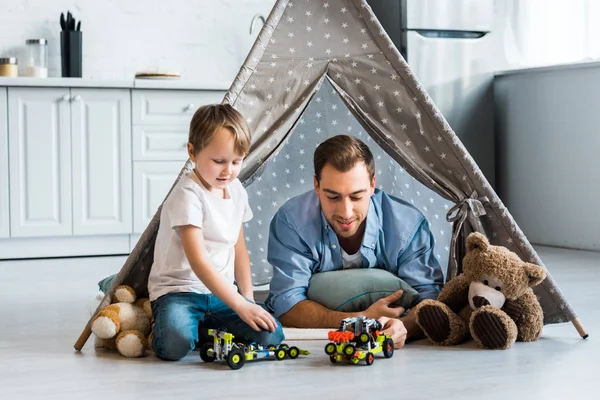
415,232,547,350
91,285,152,358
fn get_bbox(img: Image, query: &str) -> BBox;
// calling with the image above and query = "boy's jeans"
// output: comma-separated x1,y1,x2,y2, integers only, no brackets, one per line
151,292,285,361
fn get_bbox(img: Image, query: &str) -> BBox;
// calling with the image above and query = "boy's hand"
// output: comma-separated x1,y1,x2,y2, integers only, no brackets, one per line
236,302,278,332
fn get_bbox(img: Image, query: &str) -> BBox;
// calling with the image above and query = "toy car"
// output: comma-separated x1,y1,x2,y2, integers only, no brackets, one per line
324,316,394,366
199,329,309,369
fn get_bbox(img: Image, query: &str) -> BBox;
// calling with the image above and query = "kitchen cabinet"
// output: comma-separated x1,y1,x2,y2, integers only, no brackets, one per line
71,88,132,235
133,161,183,234
0,78,227,258
8,87,132,237
0,88,8,238
8,87,72,237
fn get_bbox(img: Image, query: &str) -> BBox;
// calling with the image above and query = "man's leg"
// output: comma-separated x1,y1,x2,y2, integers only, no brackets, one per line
205,296,285,346
151,292,208,361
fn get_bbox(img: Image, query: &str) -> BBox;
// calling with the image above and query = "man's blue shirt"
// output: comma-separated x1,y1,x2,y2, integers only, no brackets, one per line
265,189,444,318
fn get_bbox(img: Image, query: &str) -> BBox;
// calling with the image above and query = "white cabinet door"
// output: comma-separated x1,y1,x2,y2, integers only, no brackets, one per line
71,89,132,235
0,88,8,238
8,87,72,237
132,90,225,125
133,161,183,233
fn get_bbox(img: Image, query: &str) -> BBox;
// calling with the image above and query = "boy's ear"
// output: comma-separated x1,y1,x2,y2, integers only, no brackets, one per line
187,143,195,161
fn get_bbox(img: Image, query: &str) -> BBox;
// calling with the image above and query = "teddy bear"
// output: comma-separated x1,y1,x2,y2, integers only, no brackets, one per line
414,232,547,350
91,284,153,358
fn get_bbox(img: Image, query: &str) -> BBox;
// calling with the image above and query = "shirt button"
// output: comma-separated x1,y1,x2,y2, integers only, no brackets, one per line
331,245,337,249
371,243,375,247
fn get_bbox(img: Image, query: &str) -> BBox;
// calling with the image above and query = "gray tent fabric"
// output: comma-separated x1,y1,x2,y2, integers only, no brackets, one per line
244,79,453,285
75,0,586,350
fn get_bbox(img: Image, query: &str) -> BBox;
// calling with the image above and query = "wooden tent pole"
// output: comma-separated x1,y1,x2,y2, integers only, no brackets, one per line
572,317,589,339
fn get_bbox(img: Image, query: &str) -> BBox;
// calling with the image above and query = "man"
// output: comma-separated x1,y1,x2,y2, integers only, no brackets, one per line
265,135,444,348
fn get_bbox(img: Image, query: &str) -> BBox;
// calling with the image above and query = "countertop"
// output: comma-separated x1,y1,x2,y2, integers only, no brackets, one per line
494,60,600,78
0,77,232,90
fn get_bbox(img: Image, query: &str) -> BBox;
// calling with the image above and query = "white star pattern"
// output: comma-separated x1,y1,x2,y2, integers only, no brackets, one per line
235,2,531,299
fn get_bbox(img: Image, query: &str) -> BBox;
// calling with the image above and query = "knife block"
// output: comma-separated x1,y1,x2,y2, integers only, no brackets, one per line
60,31,82,77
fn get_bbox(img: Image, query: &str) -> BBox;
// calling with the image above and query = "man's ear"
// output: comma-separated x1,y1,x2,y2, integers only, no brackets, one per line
370,175,376,194
313,176,319,192
466,232,489,253
523,263,547,287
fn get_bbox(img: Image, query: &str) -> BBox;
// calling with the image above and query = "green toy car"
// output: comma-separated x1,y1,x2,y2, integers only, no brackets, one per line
325,316,394,365
200,329,309,370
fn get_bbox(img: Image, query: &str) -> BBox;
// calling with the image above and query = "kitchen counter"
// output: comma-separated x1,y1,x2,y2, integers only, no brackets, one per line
0,76,231,90
494,59,600,78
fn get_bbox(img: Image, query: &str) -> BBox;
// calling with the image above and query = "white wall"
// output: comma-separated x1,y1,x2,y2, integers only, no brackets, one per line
0,0,276,82
493,0,600,71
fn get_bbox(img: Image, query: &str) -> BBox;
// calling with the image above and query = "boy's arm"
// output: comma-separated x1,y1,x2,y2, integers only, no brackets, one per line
180,224,276,332
179,224,247,311
234,225,254,301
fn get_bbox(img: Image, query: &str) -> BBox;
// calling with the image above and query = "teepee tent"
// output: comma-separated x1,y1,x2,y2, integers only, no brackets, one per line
75,0,586,350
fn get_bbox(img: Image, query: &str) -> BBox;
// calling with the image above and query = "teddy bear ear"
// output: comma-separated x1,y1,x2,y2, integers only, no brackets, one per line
523,263,547,287
466,232,489,253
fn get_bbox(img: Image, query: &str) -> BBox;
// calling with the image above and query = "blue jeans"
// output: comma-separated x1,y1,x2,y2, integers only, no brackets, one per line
151,292,285,361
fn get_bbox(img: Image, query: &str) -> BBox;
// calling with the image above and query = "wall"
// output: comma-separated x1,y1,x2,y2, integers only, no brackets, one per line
0,0,276,82
494,63,600,251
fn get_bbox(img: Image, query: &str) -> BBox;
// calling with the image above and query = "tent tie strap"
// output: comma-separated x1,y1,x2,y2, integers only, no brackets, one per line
446,190,489,281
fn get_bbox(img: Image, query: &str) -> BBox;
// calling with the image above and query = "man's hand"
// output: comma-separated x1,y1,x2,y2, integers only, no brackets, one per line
365,289,406,319
378,316,408,349
235,302,278,332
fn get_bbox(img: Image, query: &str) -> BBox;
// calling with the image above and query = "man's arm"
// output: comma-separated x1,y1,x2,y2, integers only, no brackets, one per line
396,218,445,301
279,299,364,328
279,289,409,328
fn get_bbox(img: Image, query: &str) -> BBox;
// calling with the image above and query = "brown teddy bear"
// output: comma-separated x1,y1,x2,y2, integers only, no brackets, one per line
91,285,153,358
415,232,546,350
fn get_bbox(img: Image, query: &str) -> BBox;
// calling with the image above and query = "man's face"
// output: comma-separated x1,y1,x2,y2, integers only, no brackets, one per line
314,162,375,239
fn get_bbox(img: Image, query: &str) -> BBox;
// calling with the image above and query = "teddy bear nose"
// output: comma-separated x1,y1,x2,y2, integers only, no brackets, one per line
473,295,490,308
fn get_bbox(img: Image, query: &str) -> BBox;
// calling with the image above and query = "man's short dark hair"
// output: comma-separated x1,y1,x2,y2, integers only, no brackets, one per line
313,135,375,184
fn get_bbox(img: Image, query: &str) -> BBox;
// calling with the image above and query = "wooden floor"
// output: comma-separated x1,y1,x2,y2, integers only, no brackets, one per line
0,245,596,399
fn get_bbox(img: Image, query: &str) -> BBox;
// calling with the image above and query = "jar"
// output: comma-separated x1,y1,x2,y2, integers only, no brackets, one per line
25,39,48,78
0,57,18,77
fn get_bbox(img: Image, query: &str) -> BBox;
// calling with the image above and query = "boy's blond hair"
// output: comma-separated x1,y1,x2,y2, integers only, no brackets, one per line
188,104,251,155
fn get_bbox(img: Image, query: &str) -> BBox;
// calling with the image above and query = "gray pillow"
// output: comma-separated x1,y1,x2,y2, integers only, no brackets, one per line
306,268,420,312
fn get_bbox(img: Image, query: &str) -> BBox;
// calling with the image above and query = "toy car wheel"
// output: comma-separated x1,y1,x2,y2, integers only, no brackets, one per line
383,338,394,358
365,352,374,366
343,344,356,356
199,342,216,363
267,344,277,351
275,348,287,360
227,349,246,370
288,346,300,359
324,342,337,355
358,333,370,345
278,343,289,349
329,355,337,363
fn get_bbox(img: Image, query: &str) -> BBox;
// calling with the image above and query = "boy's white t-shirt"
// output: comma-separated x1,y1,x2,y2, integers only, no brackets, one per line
147,173,253,302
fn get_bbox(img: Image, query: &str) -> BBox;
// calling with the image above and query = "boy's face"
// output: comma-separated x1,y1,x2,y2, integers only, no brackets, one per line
188,127,245,193
313,162,375,240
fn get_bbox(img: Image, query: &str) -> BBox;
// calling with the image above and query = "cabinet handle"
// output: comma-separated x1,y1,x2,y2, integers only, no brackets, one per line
184,104,195,112
62,94,70,102
72,95,82,101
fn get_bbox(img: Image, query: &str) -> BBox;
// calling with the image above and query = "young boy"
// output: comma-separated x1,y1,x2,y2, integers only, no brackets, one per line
148,104,284,361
